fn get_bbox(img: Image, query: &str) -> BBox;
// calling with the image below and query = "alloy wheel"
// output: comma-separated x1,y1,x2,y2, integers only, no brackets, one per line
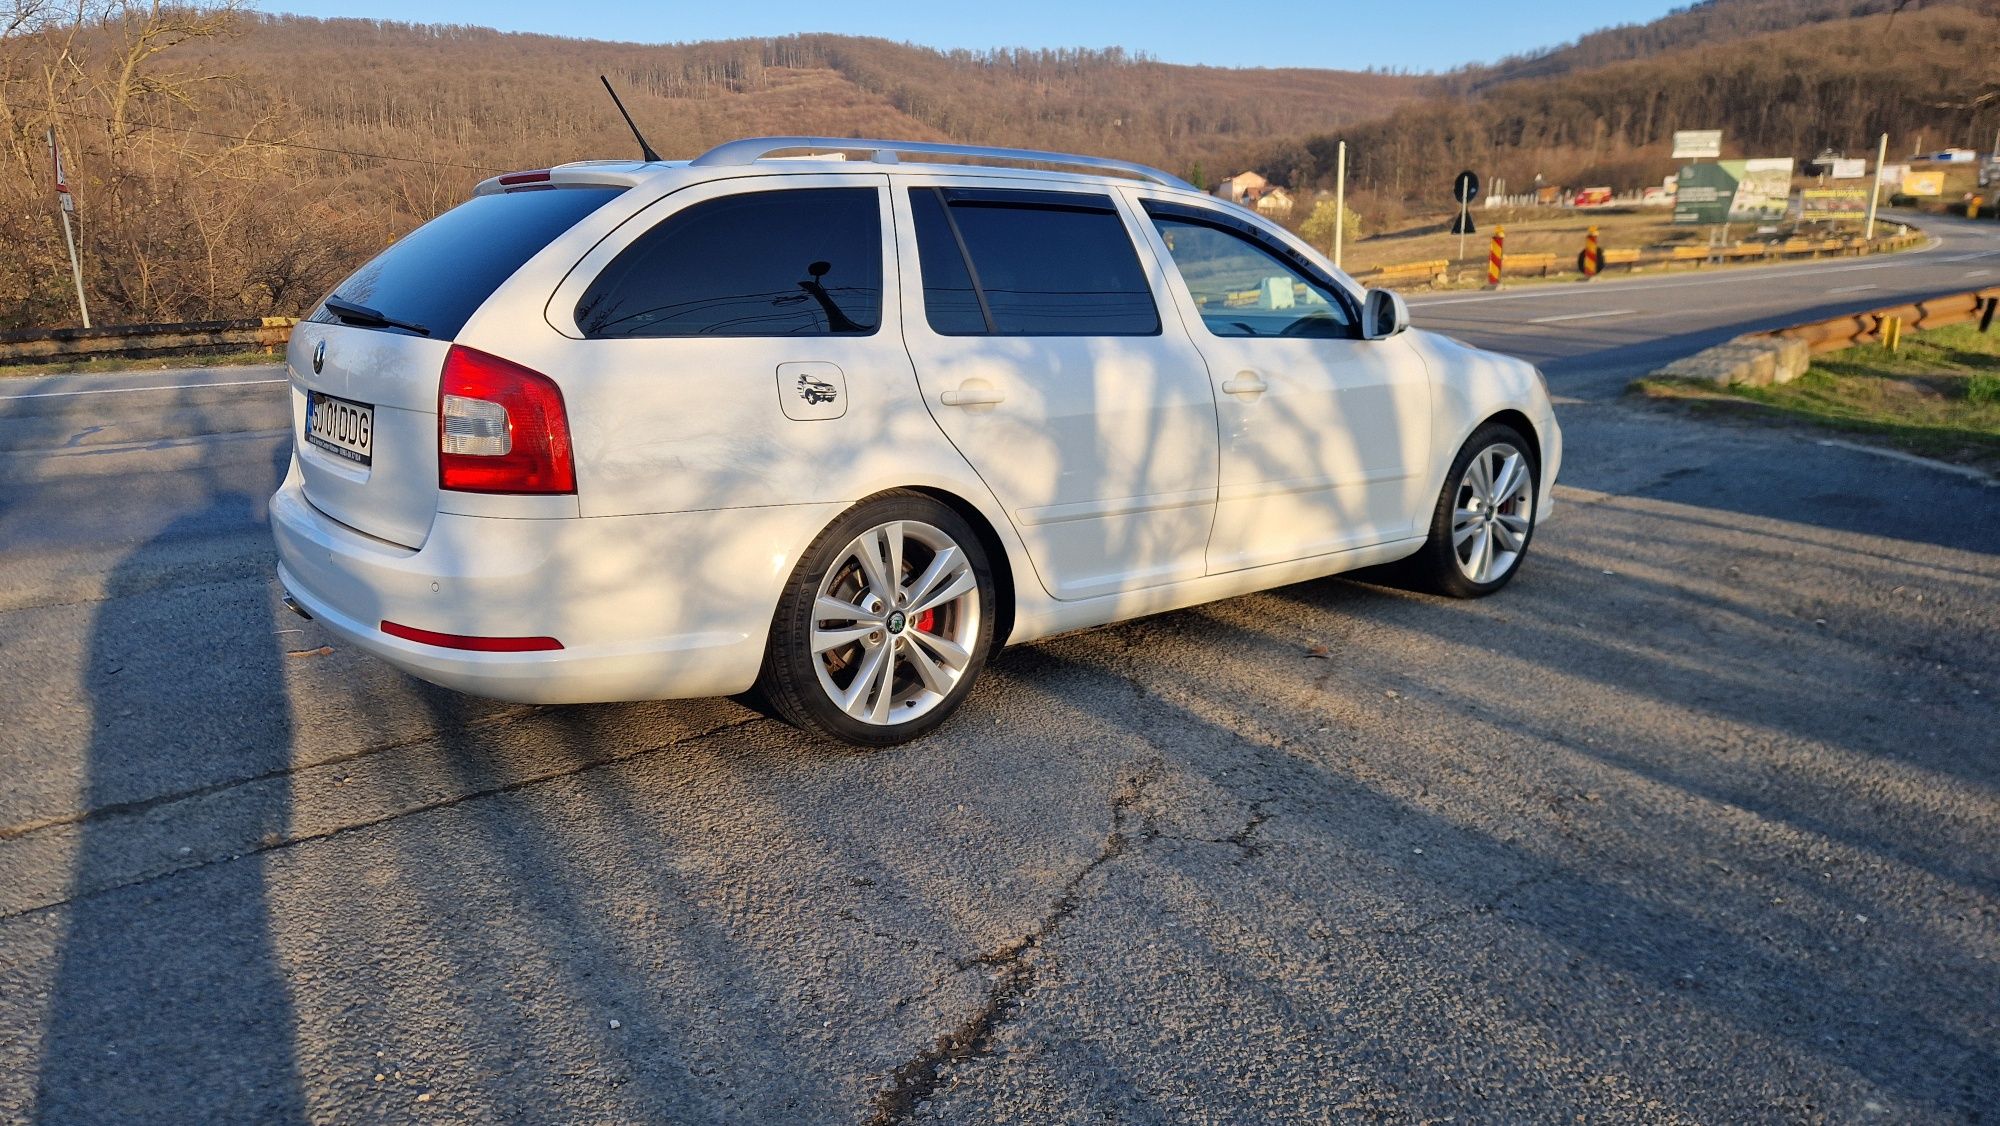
809,520,981,725
1451,442,1534,584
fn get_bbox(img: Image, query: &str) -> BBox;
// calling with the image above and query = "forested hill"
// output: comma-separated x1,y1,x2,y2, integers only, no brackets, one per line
1439,0,1979,92
192,19,1427,179
1263,2,2000,211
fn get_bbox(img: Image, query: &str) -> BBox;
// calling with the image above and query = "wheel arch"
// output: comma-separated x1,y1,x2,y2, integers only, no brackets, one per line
908,485,1017,650
1478,408,1543,470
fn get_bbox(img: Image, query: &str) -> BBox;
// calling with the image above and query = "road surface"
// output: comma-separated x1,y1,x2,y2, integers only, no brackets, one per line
0,213,1994,1124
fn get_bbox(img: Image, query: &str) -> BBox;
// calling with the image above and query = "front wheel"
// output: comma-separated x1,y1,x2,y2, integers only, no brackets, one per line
757,492,995,746
1406,423,1539,598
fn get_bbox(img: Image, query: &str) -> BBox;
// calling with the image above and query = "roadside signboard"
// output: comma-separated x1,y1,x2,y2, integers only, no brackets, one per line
1672,130,1723,159
1801,188,1870,221
1830,158,1869,180
1452,170,1480,203
1572,186,1614,208
1901,171,1945,196
1674,158,1795,224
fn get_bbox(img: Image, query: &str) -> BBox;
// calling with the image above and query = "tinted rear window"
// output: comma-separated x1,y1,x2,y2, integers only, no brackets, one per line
909,187,1158,336
312,186,622,339
575,187,882,338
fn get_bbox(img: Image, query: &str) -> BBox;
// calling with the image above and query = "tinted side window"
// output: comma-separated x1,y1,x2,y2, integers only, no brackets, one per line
577,188,882,338
909,188,1159,336
1149,216,1356,340
313,186,622,339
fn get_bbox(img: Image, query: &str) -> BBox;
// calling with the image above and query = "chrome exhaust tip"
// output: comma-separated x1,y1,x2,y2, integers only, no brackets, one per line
281,593,313,621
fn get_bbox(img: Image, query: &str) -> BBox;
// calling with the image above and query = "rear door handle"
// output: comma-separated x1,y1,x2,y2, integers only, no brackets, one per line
940,387,1006,407
1222,373,1268,396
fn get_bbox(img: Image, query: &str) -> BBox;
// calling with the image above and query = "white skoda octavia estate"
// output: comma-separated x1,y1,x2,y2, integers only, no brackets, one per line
273,137,1561,745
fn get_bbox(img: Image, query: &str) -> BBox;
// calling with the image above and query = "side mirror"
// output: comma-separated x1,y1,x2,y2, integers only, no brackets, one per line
1362,288,1411,340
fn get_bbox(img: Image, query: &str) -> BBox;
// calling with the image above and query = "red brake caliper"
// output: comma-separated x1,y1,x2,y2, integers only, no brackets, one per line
913,608,937,634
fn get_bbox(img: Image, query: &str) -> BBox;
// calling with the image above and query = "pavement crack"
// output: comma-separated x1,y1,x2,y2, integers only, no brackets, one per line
867,761,1163,1125
0,714,763,922
0,705,549,842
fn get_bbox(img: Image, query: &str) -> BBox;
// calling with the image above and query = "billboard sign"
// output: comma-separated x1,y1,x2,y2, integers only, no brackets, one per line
1801,188,1870,221
1674,158,1795,224
1901,171,1945,196
1573,186,1614,208
1673,130,1723,159
1829,158,1869,180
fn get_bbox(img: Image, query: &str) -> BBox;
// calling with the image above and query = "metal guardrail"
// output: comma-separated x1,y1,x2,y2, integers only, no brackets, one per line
1759,287,2000,354
0,317,296,365
1354,232,1925,289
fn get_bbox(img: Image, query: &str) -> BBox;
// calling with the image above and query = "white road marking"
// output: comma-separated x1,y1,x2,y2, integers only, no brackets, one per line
0,377,286,402
1528,309,1635,324
1816,440,1997,487
1828,285,1878,294
1967,269,1993,279
1940,252,1995,262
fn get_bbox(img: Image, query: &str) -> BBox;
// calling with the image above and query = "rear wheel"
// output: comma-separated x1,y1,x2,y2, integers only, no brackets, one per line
758,492,995,745
1407,423,1539,598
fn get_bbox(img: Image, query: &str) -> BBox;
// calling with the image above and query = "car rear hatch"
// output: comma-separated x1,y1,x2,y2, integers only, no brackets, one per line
290,182,626,548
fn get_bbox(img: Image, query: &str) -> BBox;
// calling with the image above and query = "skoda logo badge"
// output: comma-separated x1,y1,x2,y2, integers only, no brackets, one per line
311,339,325,374
886,610,907,635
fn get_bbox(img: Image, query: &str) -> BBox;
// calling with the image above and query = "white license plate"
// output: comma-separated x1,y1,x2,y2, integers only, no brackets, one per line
305,391,373,465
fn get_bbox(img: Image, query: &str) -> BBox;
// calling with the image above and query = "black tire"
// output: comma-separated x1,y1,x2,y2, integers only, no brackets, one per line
757,490,997,746
1406,422,1540,598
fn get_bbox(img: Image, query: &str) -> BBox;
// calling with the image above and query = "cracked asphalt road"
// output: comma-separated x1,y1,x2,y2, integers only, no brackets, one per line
1,221,1997,1123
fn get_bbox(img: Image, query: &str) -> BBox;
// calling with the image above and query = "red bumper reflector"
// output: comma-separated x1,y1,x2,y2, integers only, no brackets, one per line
380,620,563,652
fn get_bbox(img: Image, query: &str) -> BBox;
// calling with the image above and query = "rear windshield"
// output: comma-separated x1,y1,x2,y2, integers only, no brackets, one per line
311,186,623,339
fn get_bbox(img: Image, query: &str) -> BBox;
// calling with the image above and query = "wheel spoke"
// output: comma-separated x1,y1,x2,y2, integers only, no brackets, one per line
1468,453,1494,505
1452,509,1482,547
901,546,963,611
811,624,875,653
1493,454,1528,506
902,636,955,694
838,643,889,719
865,645,898,723
882,521,906,601
851,530,894,603
1496,512,1531,536
912,568,976,616
1477,525,1495,581
909,628,971,672
1491,520,1524,553
815,595,879,625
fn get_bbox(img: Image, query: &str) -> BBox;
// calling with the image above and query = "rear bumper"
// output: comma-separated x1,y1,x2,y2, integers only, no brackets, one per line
271,475,838,704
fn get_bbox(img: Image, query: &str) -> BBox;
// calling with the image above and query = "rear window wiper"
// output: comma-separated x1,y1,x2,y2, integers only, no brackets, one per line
324,294,431,336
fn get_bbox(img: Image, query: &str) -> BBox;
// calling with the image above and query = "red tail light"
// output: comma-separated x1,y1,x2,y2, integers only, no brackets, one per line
438,345,575,495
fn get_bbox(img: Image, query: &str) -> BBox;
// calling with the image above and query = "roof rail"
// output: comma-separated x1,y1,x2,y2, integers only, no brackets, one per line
688,136,1196,191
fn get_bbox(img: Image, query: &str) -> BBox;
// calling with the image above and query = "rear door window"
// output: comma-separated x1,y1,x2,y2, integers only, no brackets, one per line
312,186,622,339
576,187,883,338
909,188,1159,336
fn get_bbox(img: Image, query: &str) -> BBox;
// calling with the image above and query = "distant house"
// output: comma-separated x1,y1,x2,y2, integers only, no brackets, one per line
1213,171,1293,217
1214,170,1267,204
1253,187,1294,217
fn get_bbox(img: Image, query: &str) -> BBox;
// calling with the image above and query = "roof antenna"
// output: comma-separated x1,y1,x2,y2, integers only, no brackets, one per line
600,75,662,163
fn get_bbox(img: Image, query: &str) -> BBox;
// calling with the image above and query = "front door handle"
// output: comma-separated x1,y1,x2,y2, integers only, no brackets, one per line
1222,373,1268,396
940,387,1006,407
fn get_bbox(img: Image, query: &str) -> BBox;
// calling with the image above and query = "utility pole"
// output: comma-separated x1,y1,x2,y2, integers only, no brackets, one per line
1336,140,1352,272
1865,132,1888,241
46,127,90,329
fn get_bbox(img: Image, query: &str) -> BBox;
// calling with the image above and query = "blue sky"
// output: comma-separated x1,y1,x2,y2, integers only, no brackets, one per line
265,1,1695,71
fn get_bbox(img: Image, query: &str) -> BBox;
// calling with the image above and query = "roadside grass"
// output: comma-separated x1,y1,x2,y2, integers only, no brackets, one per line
1635,323,2000,470
0,349,281,378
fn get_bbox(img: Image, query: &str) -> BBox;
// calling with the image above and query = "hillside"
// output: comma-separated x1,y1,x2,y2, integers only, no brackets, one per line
1265,2,2000,220
1440,0,1968,91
